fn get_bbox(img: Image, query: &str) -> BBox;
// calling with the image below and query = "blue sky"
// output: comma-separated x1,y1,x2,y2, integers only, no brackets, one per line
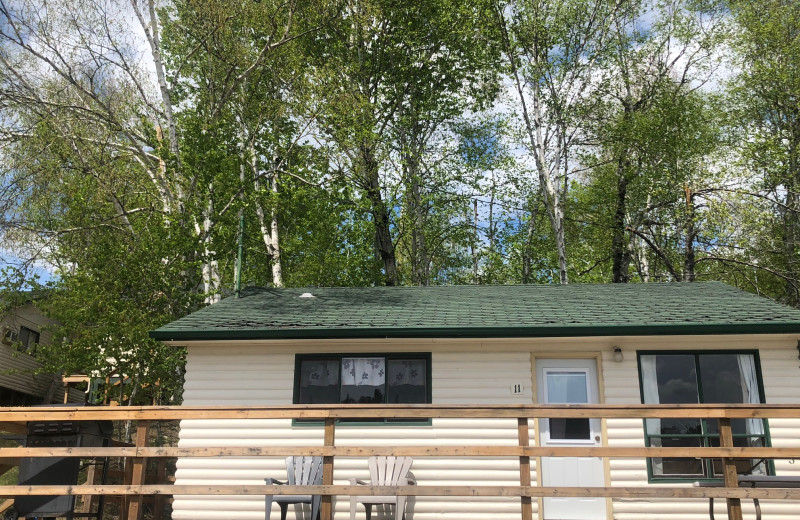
0,249,57,285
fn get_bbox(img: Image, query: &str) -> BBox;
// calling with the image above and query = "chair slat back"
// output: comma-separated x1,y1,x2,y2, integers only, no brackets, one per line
286,456,323,485
368,456,412,486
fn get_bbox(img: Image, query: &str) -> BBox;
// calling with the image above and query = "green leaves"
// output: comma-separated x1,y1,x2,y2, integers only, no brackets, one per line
3,0,800,404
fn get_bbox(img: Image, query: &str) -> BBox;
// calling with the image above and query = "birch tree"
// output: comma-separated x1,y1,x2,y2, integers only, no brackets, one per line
0,0,323,396
725,0,800,304
161,0,334,290
585,0,726,283
494,0,629,284
0,0,177,213
0,0,195,400
311,0,500,286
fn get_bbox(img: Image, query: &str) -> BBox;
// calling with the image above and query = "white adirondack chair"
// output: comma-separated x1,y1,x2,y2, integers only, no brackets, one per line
265,456,323,520
349,456,415,520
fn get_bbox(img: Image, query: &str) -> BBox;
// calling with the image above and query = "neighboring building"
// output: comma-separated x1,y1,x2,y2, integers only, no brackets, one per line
151,282,800,520
0,300,80,405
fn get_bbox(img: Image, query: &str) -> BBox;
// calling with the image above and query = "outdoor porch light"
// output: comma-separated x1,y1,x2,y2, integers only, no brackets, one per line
613,347,624,363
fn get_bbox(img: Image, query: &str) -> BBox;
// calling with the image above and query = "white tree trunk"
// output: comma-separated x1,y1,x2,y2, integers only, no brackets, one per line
194,192,221,304
249,144,283,287
637,195,652,282
132,0,183,211
268,172,283,286
499,9,569,284
637,234,651,282
529,84,568,284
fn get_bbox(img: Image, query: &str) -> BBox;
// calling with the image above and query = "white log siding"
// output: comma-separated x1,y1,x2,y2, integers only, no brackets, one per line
172,335,800,520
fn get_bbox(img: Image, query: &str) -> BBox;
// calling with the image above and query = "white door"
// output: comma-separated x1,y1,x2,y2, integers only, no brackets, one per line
537,358,606,520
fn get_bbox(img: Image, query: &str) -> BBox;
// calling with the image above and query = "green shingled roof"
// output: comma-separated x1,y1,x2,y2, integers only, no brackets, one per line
150,282,800,341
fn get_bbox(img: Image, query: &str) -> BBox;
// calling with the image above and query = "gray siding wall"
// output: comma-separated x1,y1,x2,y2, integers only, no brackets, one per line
0,304,70,402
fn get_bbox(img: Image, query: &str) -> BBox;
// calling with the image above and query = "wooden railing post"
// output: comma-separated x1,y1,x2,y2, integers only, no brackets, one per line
0,499,15,516
153,458,167,520
517,418,533,520
77,460,98,514
719,418,743,520
321,418,335,520
125,420,151,520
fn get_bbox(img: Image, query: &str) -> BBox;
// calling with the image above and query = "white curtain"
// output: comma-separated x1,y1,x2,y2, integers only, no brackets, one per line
736,354,762,432
640,355,662,435
737,354,766,475
388,360,425,386
640,355,663,475
303,360,339,387
341,358,385,386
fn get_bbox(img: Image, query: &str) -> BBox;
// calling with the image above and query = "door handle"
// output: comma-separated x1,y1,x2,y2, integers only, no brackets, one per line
594,435,601,442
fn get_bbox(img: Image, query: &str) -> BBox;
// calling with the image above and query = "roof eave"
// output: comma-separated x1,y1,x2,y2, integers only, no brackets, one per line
149,322,800,343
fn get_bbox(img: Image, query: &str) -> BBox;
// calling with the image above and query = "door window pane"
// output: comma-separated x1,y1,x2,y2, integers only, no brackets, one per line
546,371,590,440
546,372,588,403
549,418,590,440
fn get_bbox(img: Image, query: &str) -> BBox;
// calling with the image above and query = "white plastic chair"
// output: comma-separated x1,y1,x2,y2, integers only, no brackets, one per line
349,456,415,520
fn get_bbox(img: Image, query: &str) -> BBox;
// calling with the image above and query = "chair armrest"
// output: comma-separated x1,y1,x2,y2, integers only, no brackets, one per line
265,478,287,485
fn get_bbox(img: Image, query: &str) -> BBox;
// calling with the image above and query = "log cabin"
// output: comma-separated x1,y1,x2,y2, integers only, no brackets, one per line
151,282,800,520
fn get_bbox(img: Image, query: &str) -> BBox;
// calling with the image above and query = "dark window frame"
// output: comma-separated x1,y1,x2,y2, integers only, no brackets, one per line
637,350,773,483
292,353,432,426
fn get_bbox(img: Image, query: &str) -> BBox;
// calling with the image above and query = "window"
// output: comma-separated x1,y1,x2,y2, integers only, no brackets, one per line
2,327,19,345
2,326,39,352
18,326,40,353
638,351,770,481
294,354,430,424
0,386,41,406
544,369,592,441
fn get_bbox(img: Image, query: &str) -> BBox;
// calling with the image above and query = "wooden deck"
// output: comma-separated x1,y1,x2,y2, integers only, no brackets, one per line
1,404,800,520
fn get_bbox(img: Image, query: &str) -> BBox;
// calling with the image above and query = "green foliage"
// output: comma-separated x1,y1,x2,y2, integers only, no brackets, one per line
724,0,800,304
0,108,194,404
2,0,800,405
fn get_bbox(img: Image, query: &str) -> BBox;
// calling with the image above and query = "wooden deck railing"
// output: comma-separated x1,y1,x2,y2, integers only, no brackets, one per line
1,404,800,520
